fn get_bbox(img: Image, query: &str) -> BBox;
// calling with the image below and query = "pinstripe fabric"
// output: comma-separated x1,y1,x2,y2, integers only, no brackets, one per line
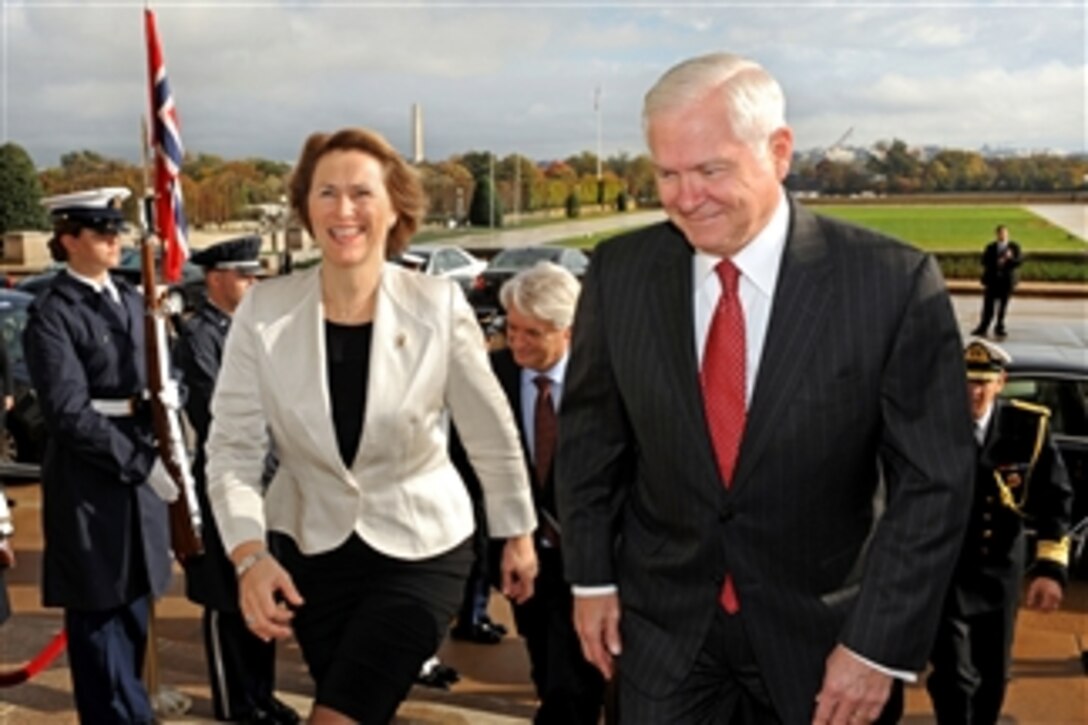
556,199,976,724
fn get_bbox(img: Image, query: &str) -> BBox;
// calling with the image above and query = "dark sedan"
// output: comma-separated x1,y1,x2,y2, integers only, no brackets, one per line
466,245,590,320
0,290,45,467
1002,356,1088,578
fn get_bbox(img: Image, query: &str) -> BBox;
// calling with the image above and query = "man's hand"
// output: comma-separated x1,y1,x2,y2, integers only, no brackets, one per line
1024,576,1063,612
812,645,892,725
501,534,538,604
573,592,622,680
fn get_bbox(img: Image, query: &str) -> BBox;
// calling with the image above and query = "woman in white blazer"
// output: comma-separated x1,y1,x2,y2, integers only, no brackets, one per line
206,127,538,724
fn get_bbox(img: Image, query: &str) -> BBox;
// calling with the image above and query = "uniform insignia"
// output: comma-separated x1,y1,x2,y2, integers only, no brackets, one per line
1005,472,1022,488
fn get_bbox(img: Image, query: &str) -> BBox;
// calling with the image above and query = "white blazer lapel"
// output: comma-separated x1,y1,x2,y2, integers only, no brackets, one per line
261,268,345,477
355,265,436,470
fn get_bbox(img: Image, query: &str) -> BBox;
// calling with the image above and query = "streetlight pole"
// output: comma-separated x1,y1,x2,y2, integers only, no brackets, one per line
489,151,495,229
595,84,602,182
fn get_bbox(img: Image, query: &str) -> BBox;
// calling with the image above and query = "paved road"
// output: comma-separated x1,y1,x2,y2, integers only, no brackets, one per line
951,293,1088,365
418,209,665,251
1026,204,1087,241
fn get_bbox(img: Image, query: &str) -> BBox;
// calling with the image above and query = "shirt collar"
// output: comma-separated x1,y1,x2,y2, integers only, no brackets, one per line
64,267,120,301
693,187,790,297
975,402,996,442
521,351,570,388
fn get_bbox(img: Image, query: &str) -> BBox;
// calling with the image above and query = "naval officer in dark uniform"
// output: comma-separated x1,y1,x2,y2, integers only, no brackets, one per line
23,187,173,723
174,236,298,724
175,237,298,724
925,338,1073,724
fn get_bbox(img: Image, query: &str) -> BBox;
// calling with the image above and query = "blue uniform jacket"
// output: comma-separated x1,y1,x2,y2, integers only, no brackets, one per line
23,272,172,610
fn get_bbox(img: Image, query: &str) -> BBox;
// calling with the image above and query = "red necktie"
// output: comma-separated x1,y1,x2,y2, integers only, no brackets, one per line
700,259,746,613
533,375,561,545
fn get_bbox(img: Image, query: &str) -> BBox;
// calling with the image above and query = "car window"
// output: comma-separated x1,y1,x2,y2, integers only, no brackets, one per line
434,250,462,273
490,248,556,269
0,303,28,367
1004,378,1088,438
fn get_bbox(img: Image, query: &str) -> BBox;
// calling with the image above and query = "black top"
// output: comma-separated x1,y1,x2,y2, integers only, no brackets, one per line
325,320,373,468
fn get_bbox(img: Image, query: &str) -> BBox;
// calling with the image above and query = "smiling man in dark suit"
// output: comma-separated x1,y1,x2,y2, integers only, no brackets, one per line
556,52,976,725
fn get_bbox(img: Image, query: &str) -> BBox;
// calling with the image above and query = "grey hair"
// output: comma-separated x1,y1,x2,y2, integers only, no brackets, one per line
642,52,786,149
499,260,581,330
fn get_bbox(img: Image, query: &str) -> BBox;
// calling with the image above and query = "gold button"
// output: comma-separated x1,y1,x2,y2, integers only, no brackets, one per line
982,530,992,538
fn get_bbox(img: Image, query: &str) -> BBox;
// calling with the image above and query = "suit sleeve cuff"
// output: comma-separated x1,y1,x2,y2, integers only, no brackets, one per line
845,647,917,683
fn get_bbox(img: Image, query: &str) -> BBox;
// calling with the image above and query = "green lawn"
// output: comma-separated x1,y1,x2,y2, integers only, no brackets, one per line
560,204,1085,254
805,204,1085,251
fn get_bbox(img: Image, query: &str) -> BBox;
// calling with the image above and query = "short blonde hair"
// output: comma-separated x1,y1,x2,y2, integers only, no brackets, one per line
288,127,426,258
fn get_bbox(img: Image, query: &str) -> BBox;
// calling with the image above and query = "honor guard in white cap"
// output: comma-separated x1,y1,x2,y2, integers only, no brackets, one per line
41,187,131,262
23,188,174,723
925,338,1073,723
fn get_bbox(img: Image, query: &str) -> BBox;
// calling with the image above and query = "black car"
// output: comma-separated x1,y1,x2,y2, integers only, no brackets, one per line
0,290,46,467
1002,356,1088,577
16,248,205,313
466,246,590,320
112,247,206,313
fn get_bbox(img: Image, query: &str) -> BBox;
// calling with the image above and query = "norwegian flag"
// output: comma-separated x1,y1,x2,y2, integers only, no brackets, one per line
144,7,189,283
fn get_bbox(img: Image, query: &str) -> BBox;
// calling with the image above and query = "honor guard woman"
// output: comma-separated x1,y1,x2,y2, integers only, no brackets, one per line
23,188,174,724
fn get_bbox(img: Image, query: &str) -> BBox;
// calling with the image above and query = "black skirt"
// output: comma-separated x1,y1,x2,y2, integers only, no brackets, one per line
272,531,473,724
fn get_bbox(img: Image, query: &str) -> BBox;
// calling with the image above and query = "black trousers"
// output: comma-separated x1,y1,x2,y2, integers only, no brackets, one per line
65,596,153,724
976,286,1012,333
203,607,276,720
513,546,605,725
926,606,1018,725
274,532,472,725
619,609,903,725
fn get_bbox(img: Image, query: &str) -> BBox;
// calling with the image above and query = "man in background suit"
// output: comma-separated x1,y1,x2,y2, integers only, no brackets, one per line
971,224,1022,338
176,236,298,724
458,262,604,723
925,339,1071,724
557,52,976,724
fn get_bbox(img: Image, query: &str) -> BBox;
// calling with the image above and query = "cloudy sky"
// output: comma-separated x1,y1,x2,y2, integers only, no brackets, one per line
2,1,1084,168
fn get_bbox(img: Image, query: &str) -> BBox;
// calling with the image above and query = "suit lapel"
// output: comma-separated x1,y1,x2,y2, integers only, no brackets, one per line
732,201,833,492
647,226,715,472
494,349,533,471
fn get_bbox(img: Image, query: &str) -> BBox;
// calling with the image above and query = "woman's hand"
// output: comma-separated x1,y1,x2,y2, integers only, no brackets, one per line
231,541,304,641
500,534,538,604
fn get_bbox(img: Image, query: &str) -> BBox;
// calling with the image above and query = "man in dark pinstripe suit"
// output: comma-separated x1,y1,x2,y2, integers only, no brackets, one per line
556,52,976,724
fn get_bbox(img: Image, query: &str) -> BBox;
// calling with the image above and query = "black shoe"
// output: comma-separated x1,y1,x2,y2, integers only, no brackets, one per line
994,327,1007,337
477,614,508,637
416,661,460,689
239,697,301,725
450,619,504,644
970,326,987,337
264,697,301,724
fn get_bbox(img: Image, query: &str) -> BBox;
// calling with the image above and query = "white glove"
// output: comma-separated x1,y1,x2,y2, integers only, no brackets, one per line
148,458,179,502
158,379,181,412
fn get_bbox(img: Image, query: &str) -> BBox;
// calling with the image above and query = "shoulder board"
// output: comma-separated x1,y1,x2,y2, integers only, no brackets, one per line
1009,399,1051,418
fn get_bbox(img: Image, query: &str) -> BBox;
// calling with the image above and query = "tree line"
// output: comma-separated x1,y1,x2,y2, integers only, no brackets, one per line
1,139,1084,234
